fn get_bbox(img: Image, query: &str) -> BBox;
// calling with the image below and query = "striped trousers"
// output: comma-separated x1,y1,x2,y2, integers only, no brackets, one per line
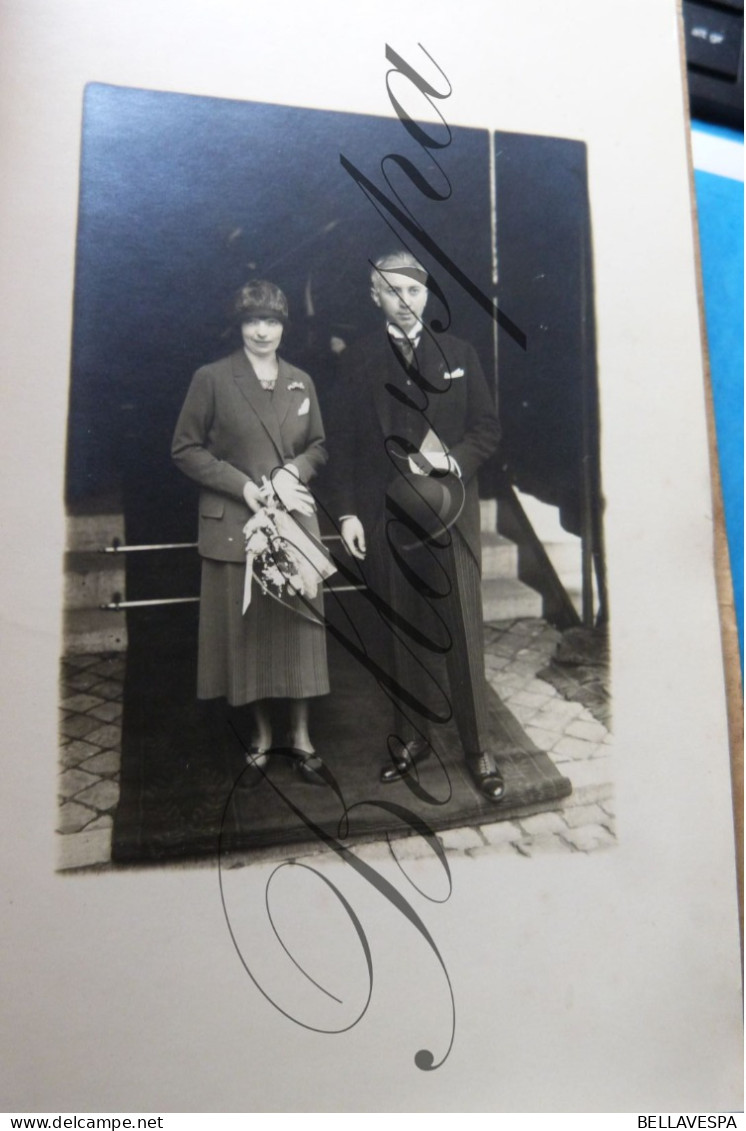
368,523,490,755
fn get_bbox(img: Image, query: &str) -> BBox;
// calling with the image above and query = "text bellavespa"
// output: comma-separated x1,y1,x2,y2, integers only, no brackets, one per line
638,1119,738,1128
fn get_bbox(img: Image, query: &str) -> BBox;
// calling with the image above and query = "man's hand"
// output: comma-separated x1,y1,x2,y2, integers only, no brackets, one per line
407,451,461,477
341,516,366,560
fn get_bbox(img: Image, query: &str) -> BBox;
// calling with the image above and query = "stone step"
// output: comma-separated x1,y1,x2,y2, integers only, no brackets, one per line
480,531,519,579
63,607,128,654
66,510,125,553
542,541,589,618
542,539,581,578
64,552,126,610
64,507,128,652
480,497,497,533
481,576,543,621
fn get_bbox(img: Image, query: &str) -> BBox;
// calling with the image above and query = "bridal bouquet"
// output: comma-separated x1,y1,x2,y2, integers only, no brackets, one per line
241,494,336,614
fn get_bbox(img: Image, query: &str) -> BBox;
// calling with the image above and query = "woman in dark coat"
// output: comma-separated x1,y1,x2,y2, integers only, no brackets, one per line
172,281,329,785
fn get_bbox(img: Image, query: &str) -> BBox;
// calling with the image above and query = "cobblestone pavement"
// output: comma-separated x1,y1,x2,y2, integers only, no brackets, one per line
57,654,124,871
57,619,614,871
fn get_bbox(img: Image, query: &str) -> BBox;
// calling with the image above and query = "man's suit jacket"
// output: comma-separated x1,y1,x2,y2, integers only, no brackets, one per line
172,348,327,562
330,329,500,567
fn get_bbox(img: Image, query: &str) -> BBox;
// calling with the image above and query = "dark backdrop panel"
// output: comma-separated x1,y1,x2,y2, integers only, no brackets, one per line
67,84,493,601
493,132,598,534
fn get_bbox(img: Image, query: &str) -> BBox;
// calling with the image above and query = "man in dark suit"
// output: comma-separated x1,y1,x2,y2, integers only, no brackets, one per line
330,251,505,801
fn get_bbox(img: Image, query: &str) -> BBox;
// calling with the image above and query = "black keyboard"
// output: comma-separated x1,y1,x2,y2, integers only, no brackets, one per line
684,0,744,128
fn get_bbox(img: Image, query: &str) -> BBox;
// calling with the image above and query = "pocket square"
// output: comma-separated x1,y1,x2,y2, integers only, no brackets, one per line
298,397,310,416
445,367,465,380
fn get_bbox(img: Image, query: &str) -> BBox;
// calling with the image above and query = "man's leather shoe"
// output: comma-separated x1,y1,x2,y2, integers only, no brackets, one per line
380,737,431,784
467,751,506,801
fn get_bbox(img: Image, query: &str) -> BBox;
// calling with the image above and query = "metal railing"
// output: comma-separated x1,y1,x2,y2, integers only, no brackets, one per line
97,535,363,610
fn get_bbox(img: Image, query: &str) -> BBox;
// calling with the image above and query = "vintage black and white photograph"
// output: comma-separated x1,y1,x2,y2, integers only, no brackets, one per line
58,82,610,869
3,0,741,1114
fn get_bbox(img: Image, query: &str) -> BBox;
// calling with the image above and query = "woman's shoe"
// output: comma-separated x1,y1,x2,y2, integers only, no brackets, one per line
289,748,327,787
238,746,270,788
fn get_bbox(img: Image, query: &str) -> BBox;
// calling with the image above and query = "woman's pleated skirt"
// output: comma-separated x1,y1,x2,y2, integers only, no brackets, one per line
197,558,329,706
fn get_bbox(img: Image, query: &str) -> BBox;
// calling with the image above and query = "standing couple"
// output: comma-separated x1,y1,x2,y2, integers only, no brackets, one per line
171,251,506,802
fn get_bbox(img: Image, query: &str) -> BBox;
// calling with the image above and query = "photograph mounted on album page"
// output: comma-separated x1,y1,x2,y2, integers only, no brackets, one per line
0,0,741,1114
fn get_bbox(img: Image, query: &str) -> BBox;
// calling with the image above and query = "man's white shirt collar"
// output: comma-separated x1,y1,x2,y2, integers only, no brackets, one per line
387,321,422,345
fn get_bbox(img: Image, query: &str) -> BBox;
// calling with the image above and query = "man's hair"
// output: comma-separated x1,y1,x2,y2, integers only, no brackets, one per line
370,251,428,290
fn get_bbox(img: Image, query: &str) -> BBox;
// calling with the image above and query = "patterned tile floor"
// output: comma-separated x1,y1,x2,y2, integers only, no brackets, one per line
57,619,614,871
58,654,125,870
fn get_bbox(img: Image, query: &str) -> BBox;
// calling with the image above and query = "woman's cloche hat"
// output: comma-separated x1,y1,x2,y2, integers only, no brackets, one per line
233,279,289,325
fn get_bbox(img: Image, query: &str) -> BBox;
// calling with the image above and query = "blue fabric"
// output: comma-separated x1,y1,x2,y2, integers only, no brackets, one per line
693,162,743,668
693,121,743,145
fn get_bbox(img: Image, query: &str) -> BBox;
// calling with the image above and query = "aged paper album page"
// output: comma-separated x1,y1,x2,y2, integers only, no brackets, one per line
0,0,742,1114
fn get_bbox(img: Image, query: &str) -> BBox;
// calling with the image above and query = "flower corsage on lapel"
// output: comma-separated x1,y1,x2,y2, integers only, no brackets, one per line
287,380,309,414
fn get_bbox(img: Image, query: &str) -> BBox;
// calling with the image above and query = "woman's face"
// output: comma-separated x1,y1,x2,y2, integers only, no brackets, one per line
241,317,284,360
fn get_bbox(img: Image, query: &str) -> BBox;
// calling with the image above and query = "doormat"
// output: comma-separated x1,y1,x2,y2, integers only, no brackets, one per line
112,601,572,864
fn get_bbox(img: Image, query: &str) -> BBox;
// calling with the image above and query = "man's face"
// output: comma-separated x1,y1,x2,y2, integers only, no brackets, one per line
372,271,428,333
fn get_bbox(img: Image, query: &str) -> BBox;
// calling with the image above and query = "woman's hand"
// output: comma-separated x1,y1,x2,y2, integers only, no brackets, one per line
242,480,265,513
271,465,315,517
341,516,366,560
